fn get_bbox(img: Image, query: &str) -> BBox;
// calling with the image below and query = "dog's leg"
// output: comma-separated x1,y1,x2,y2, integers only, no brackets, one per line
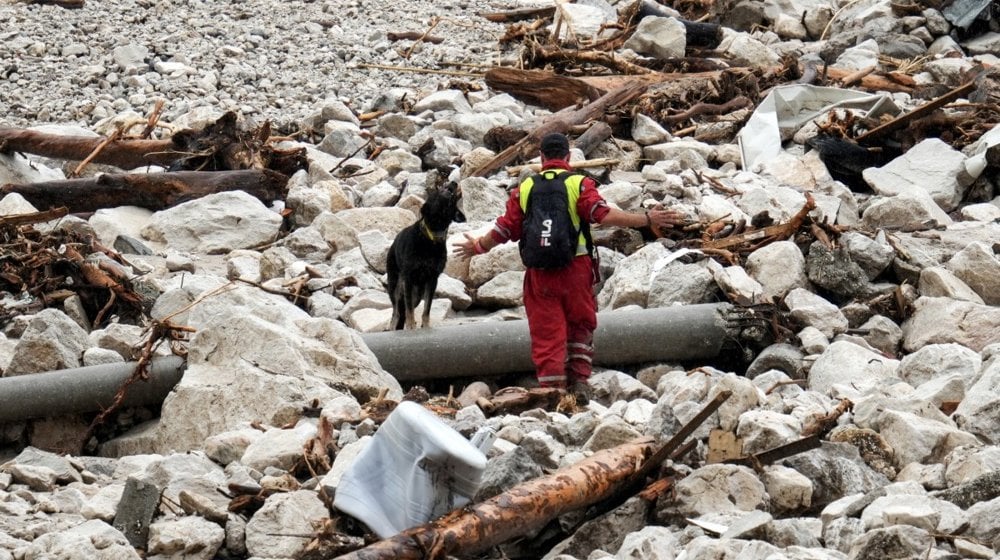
390,278,406,331
403,282,419,330
420,279,437,328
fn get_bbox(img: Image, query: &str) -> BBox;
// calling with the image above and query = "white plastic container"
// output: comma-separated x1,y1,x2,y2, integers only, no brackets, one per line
333,401,488,538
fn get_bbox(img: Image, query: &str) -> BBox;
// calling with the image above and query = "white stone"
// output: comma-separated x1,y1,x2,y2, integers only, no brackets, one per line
808,340,900,396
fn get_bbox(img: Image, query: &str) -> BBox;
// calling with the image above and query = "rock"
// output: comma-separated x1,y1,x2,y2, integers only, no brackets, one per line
902,296,1000,353
112,475,162,548
879,410,978,467
657,463,767,519
598,243,671,309
475,270,525,308
147,516,225,560
762,465,813,513
847,524,935,560
805,242,869,299
865,138,974,212
141,191,283,254
648,262,717,307
245,490,327,558
474,447,544,502
952,357,1000,442
782,443,891,508
807,340,900,396
240,420,317,472
785,288,849,338
861,191,954,229
623,16,686,60
543,496,651,560
745,343,805,379
745,240,809,301
17,519,141,560
919,266,987,304
944,241,1000,305
4,308,90,376
898,343,981,388
411,89,472,114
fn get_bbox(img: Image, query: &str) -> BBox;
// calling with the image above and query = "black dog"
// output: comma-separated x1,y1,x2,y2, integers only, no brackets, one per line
386,181,463,330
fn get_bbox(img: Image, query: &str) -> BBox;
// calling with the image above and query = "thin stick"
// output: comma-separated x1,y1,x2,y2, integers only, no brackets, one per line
70,128,122,178
403,16,442,59
355,63,482,77
139,99,166,139
506,157,620,176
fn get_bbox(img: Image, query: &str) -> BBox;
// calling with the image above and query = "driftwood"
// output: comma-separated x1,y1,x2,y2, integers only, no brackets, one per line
0,111,308,175
698,193,816,251
812,65,916,94
855,80,976,144
0,219,150,325
527,43,656,76
470,79,654,177
480,6,555,23
506,157,620,176
2,169,289,213
333,438,657,560
333,392,732,559
573,121,613,156
485,67,602,112
0,128,179,169
386,32,444,44
24,0,83,7
475,387,565,415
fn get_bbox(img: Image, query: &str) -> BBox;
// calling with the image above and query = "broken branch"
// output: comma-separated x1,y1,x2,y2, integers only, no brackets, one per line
2,169,289,213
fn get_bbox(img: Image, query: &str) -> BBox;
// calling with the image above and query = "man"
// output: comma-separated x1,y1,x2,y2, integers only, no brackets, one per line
454,132,684,404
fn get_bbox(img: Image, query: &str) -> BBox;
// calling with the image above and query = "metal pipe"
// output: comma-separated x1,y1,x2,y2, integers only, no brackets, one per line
361,303,735,381
0,356,186,424
0,305,741,424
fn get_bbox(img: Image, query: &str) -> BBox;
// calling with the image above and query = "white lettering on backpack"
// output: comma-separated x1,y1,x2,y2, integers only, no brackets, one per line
540,218,552,246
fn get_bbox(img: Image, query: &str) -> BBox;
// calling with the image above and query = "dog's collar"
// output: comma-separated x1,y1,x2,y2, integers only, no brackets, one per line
421,220,448,242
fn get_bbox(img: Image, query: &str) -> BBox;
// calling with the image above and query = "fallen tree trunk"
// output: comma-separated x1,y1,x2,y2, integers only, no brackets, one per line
573,121,613,156
485,67,603,112
1,169,289,213
334,392,734,559
470,79,655,177
0,112,308,175
331,438,658,560
25,0,84,7
0,128,180,169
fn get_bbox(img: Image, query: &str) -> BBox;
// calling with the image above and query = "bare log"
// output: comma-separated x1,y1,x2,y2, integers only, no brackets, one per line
506,157,620,176
1,169,289,213
480,6,555,23
573,121,613,156
854,80,976,144
24,0,83,7
331,438,657,560
817,66,915,94
527,43,656,76
485,68,602,112
470,79,654,177
0,128,179,169
386,32,444,44
699,194,816,251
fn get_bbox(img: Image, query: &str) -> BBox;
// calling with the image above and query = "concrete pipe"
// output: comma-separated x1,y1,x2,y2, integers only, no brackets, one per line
0,356,186,424
361,303,740,381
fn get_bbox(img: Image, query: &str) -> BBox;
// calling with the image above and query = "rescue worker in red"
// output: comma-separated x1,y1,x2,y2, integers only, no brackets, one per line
454,132,685,404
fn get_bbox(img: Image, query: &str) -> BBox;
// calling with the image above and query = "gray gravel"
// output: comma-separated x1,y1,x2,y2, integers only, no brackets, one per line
0,0,517,131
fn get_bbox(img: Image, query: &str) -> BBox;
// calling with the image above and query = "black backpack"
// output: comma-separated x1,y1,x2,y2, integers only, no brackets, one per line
519,171,593,269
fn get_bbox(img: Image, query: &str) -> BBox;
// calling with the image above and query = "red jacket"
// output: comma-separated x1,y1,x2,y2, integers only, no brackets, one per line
489,159,610,245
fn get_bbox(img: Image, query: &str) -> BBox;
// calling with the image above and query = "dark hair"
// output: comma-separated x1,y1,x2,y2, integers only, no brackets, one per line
540,133,570,159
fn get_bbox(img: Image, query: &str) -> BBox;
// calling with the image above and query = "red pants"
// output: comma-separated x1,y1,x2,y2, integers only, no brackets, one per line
524,256,597,388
